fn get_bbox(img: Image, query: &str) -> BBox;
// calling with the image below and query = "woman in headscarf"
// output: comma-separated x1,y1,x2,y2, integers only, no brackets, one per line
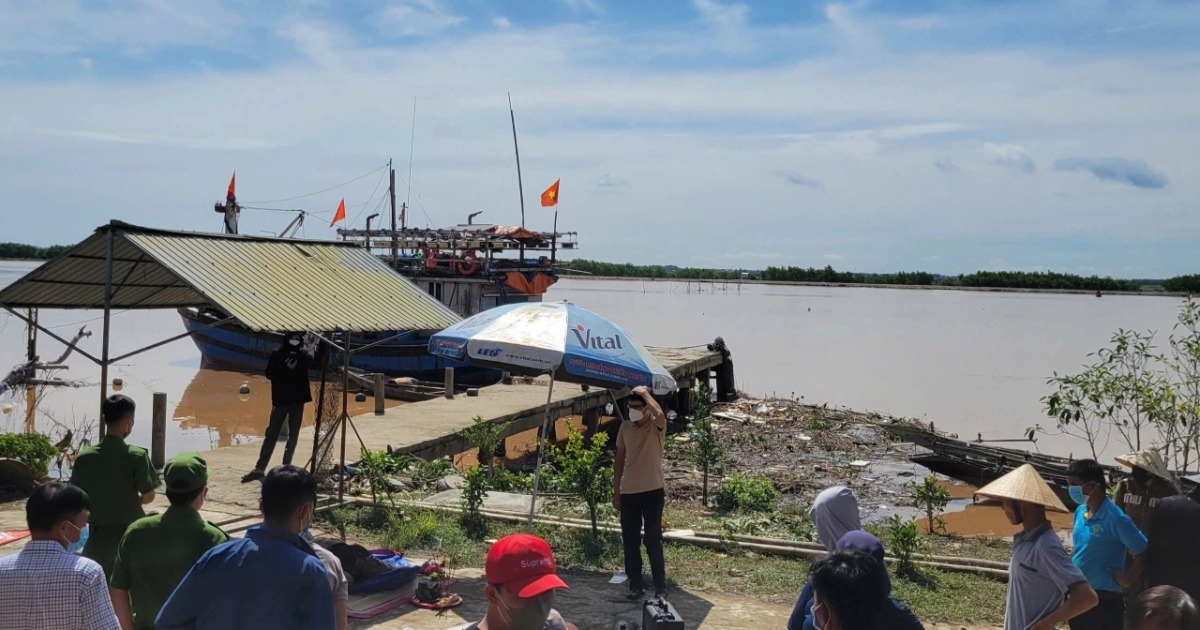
788,530,925,630
810,486,861,551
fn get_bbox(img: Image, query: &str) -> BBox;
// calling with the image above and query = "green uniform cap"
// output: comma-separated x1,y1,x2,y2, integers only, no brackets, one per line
164,452,208,493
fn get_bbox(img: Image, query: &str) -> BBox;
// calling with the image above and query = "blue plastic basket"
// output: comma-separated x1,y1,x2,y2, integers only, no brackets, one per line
348,550,425,595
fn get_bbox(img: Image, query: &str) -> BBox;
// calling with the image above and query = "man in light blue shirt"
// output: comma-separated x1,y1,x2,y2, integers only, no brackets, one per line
156,465,334,630
1067,458,1148,630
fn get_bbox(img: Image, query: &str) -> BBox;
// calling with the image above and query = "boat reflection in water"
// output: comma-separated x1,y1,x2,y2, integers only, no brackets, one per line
173,368,398,450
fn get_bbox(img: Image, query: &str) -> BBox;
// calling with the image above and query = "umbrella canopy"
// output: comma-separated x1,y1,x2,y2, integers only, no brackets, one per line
428,301,677,395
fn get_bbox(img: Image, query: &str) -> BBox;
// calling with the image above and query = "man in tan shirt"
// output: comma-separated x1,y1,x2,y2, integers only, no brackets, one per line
612,385,667,600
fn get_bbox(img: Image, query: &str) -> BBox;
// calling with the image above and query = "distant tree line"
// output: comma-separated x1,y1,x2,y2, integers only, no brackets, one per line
562,258,1200,293
0,243,69,260
1163,275,1200,293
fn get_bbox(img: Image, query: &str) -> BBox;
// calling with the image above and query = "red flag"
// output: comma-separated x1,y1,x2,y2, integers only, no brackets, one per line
226,172,236,200
330,199,346,227
540,179,560,207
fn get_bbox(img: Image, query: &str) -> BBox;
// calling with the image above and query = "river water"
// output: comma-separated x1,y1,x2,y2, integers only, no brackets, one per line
0,261,1186,462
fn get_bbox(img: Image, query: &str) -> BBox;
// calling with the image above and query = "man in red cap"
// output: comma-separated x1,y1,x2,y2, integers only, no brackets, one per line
461,534,578,630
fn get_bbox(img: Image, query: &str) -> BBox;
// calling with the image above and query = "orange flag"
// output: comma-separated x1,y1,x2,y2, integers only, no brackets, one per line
540,179,560,207
226,172,236,200
330,199,346,227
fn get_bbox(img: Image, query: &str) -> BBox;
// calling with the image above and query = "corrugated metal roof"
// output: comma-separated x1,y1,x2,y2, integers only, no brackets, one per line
0,222,462,332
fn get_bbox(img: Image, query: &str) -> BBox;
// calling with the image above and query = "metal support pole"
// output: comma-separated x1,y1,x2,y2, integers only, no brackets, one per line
527,372,557,531
338,336,350,502
443,367,454,399
99,227,115,438
152,392,167,470
374,373,386,416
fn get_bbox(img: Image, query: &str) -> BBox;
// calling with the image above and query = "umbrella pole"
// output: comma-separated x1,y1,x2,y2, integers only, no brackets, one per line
527,372,557,532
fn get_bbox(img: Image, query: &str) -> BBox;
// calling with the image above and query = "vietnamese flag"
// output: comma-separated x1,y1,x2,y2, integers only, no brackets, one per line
540,179,560,207
226,172,236,200
330,199,346,227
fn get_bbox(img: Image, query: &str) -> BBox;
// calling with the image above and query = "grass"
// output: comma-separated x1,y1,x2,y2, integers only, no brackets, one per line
320,504,1008,624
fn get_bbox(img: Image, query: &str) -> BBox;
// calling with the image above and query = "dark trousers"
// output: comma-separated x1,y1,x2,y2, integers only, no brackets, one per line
1068,591,1124,630
256,403,304,470
619,488,666,594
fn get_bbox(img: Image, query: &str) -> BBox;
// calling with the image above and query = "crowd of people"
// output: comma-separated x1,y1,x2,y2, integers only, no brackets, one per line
2,372,1200,628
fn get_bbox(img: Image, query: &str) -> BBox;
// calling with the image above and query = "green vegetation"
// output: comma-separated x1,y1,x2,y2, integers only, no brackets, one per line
563,257,1180,292
887,515,924,579
458,465,489,539
715,473,779,513
0,243,70,260
1036,297,1200,470
323,504,1008,625
459,415,509,482
913,476,952,535
547,427,612,539
0,432,58,477
687,383,724,507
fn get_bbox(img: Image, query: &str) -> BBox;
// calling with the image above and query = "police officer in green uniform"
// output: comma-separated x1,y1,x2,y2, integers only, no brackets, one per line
110,451,228,630
69,394,159,579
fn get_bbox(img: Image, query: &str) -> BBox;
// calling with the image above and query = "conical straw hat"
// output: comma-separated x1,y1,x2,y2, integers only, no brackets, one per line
1115,448,1173,483
974,464,1069,513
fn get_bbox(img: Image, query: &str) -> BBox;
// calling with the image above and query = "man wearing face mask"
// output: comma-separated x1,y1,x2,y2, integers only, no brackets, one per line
975,463,1098,630
0,482,120,629
459,534,578,630
612,385,668,601
156,465,335,629
70,394,159,579
807,549,891,630
243,332,313,483
1066,458,1148,630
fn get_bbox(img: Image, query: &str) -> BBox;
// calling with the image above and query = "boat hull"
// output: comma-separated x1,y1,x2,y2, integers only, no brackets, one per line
179,308,501,386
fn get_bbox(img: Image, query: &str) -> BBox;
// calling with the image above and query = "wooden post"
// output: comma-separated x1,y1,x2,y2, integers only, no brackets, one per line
374,373,386,415
24,308,36,433
152,392,167,470
443,368,455,399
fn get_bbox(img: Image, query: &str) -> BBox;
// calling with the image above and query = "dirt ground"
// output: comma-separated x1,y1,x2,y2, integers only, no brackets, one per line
347,567,1001,630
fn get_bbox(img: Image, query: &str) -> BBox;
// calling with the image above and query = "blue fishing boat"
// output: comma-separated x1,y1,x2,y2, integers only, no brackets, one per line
179,163,577,385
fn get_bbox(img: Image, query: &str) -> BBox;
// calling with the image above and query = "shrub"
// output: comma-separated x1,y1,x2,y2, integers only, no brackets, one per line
687,383,724,506
460,415,510,482
913,475,952,534
459,465,490,540
549,427,612,540
715,473,778,513
887,515,924,579
0,432,58,477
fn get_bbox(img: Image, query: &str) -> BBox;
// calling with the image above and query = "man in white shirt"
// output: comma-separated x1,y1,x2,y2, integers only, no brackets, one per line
0,482,120,630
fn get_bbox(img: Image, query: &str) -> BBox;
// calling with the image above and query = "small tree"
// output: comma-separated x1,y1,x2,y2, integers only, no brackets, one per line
1166,298,1200,470
550,427,612,540
912,475,952,534
460,415,509,483
459,464,490,539
887,515,924,579
687,383,724,506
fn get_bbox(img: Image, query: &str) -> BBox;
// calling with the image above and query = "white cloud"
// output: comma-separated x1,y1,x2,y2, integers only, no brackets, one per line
493,16,512,29
980,143,1035,173
823,253,844,261
558,0,604,15
377,0,465,38
691,0,754,53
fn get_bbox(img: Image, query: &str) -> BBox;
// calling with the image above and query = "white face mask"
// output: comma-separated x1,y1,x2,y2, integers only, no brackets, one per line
288,338,301,347
627,408,644,423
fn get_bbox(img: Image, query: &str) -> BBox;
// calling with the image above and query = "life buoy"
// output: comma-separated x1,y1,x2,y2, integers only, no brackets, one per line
425,249,439,270
457,249,481,276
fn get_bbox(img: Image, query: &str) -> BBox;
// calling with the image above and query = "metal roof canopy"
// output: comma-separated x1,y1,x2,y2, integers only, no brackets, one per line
0,221,463,440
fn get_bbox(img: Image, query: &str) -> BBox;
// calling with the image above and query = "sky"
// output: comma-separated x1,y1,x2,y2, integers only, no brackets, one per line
1,0,1197,277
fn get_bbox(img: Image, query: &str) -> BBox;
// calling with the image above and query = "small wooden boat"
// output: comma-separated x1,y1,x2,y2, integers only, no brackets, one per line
344,369,456,402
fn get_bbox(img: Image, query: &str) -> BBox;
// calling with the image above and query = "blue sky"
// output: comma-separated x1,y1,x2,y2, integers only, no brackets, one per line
1,0,1198,276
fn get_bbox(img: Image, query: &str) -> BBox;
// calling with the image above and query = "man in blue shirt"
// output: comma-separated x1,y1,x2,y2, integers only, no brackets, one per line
1067,458,1149,630
156,465,335,630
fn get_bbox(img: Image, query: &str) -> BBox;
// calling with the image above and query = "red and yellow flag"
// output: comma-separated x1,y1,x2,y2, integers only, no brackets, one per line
226,171,236,200
330,199,346,227
540,179,560,207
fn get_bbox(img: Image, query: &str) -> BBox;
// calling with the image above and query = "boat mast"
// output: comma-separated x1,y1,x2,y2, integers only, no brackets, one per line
389,158,398,261
508,93,527,229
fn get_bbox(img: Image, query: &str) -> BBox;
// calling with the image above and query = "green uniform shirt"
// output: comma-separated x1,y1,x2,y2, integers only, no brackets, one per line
70,434,159,578
111,506,229,629
71,434,159,526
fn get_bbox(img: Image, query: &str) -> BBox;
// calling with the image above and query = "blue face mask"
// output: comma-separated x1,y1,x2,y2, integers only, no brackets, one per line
1068,485,1088,506
65,522,89,554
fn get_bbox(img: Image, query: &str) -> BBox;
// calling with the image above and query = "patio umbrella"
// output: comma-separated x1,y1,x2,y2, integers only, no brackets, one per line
428,301,677,528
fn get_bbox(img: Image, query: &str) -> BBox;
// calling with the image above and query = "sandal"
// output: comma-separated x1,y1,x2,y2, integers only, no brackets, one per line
625,588,646,601
240,470,265,483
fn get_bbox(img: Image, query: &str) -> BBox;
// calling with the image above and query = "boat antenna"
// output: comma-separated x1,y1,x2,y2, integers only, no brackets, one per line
405,96,416,230
389,158,397,260
508,92,527,228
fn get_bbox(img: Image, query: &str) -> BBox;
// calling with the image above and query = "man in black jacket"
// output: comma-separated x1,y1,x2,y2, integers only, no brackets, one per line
242,333,312,482
1144,475,1200,603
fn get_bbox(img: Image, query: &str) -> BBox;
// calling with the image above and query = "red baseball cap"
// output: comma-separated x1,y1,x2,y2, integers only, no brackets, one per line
485,534,569,598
